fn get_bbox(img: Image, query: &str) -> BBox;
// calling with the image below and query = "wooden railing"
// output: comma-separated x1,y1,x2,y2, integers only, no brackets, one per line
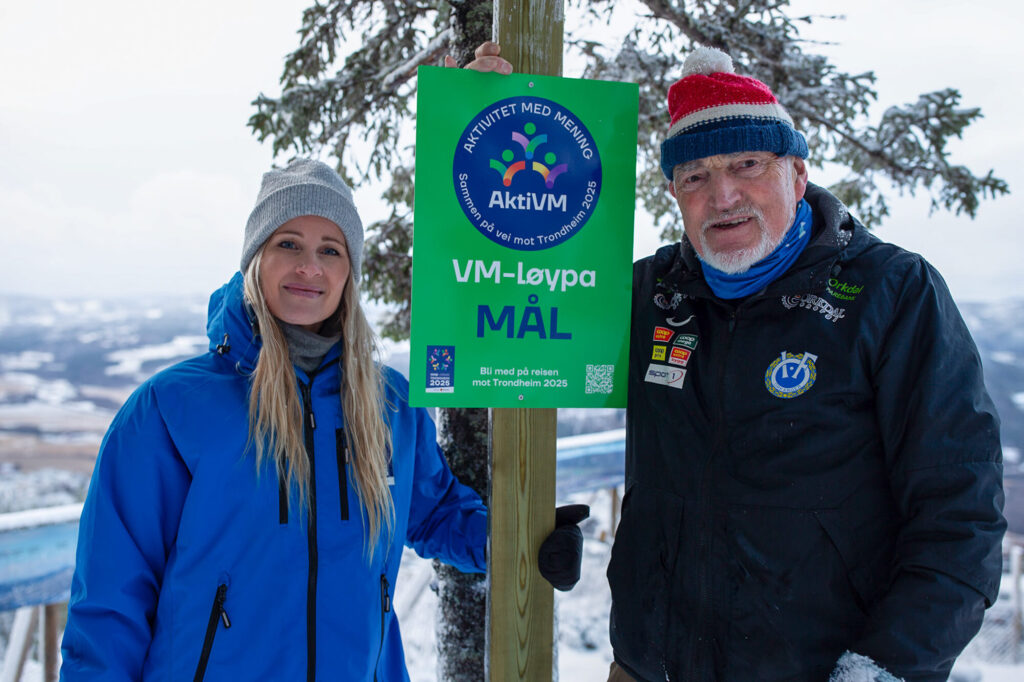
0,503,81,682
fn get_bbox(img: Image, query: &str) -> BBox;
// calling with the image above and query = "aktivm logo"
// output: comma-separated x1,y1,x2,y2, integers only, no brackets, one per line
453,96,602,251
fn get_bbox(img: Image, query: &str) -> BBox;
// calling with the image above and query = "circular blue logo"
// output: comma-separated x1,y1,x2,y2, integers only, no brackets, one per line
452,96,601,251
765,351,818,398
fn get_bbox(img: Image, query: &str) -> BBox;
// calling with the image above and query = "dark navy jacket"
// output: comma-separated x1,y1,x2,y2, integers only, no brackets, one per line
609,184,1005,681
61,273,486,681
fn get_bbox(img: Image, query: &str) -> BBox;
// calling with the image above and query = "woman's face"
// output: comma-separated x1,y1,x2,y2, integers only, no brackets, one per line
259,215,350,333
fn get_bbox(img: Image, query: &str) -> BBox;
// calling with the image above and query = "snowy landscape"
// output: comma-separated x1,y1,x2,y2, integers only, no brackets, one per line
1,292,1022,679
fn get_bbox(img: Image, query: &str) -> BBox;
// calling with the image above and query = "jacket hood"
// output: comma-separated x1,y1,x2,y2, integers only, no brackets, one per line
206,272,262,374
658,183,870,302
205,272,344,379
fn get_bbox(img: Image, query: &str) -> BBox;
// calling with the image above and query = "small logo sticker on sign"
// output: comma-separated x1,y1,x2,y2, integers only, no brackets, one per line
425,345,456,393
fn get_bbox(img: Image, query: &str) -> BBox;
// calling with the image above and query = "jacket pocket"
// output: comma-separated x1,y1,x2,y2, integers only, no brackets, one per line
606,483,683,680
815,504,895,613
336,428,350,521
193,582,231,682
373,573,391,682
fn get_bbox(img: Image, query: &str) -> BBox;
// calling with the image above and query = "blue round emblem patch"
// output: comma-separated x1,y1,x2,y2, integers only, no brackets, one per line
765,351,818,398
452,96,601,251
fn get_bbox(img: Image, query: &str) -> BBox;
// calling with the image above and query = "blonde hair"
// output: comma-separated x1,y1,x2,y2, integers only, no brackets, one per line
243,248,394,555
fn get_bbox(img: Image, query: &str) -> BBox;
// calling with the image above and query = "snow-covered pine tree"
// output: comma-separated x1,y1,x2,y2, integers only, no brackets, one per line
249,0,1006,334
248,2,1007,679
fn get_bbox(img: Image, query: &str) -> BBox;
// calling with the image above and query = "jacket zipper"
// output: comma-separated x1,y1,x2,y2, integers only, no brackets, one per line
279,472,289,524
373,573,392,682
300,378,319,682
193,583,231,682
335,428,350,521
683,306,738,680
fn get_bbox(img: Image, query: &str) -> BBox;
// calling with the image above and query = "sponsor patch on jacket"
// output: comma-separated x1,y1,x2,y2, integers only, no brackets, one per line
653,326,674,342
654,292,683,310
668,347,691,367
652,345,667,361
665,314,695,327
644,363,686,389
781,294,845,323
765,351,818,398
673,334,698,350
826,278,863,301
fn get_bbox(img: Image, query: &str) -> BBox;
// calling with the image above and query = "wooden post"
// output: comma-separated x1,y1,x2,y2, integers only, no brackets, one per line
41,603,62,681
487,6,564,680
488,407,557,680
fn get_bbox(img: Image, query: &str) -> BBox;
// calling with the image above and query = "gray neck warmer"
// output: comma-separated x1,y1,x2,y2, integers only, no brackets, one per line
277,319,342,374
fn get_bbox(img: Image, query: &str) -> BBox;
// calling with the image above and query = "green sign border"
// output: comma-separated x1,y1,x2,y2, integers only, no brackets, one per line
410,67,638,408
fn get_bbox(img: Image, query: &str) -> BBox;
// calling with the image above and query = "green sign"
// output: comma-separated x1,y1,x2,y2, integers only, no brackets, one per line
409,67,638,408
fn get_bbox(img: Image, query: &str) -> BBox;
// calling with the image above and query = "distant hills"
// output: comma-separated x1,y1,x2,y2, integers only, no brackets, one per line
0,293,1020,474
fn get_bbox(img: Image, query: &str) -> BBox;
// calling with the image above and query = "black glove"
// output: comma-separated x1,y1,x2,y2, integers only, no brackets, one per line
538,504,590,591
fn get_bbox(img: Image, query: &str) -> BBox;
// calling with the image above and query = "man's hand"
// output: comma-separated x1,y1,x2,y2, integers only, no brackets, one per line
443,41,513,74
538,504,590,591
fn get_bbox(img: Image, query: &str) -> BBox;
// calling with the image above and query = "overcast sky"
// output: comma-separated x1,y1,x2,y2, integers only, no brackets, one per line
1,0,1020,302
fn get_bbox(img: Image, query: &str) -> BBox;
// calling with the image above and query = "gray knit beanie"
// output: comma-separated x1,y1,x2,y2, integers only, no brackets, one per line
241,159,363,281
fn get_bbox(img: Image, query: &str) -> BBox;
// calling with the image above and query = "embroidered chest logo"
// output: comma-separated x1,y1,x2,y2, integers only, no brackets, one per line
826,278,864,302
765,351,818,398
781,294,845,323
666,314,695,327
654,292,683,310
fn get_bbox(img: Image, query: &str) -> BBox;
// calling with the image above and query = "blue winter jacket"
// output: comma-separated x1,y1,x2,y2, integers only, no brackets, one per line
61,273,487,681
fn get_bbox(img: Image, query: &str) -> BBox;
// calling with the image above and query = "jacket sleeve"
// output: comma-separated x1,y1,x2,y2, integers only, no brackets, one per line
403,406,487,574
60,383,191,681
850,257,1005,680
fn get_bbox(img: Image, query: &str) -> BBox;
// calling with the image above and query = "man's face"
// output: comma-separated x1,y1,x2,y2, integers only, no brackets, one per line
669,152,808,274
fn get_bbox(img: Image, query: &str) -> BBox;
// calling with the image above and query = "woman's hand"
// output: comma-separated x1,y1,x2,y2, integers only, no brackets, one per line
443,41,513,74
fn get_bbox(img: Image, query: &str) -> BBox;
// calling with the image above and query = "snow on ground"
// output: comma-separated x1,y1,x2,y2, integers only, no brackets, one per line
397,488,617,681
0,467,90,515
0,352,55,372
103,335,208,378
397,487,1024,681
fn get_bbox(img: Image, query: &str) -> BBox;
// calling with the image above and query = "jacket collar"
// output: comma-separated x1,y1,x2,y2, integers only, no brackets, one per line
204,272,342,378
660,183,862,304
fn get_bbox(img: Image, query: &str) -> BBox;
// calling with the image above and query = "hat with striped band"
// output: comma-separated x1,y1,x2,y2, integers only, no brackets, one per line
660,47,808,180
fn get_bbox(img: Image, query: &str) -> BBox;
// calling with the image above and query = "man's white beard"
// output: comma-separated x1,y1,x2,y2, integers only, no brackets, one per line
697,203,795,274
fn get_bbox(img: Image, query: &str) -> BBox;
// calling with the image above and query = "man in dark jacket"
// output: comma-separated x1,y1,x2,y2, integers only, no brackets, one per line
462,39,1005,681
605,46,1006,682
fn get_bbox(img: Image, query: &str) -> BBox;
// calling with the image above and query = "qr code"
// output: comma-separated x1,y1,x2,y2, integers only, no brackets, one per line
585,364,615,394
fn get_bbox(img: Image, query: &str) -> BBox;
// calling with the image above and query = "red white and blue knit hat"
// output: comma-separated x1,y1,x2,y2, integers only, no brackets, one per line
660,47,808,179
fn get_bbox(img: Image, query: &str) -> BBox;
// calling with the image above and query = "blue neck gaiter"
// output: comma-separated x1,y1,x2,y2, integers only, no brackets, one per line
700,198,812,300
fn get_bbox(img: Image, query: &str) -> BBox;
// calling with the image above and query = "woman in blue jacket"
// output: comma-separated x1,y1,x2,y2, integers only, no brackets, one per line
60,159,487,681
